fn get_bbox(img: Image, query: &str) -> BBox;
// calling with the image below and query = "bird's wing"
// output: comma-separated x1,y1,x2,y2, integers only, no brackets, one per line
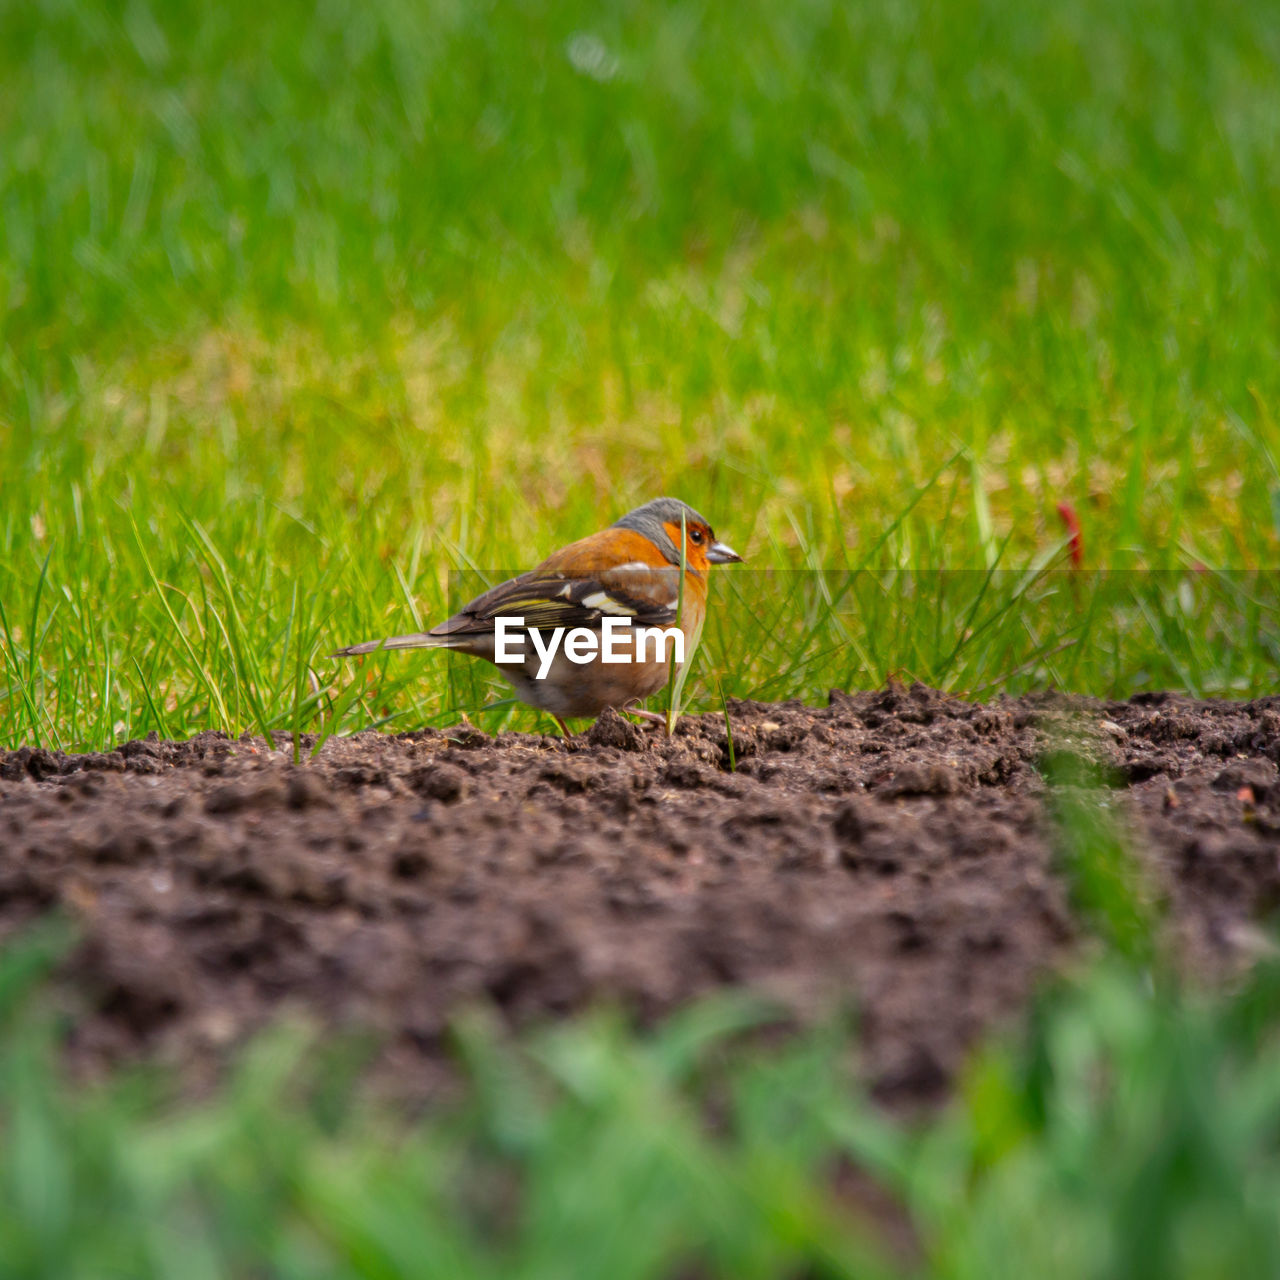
330,565,683,657
436,564,682,637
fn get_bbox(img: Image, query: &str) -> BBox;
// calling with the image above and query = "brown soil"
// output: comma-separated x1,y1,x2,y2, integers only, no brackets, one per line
2,686,1279,1107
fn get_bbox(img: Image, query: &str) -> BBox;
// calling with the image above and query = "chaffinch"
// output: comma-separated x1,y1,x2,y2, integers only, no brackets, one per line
333,497,743,737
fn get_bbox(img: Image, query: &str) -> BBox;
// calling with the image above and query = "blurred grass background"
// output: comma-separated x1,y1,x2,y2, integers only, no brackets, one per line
3,0,1279,747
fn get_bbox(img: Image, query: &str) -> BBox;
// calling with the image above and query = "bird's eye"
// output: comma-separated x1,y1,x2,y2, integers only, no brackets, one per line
689,529,705,544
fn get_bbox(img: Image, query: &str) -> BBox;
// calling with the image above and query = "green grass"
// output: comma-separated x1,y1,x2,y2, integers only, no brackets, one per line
3,0,1280,749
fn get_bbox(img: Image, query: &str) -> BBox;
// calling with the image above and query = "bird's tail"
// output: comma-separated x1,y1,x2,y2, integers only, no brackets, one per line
329,631,468,658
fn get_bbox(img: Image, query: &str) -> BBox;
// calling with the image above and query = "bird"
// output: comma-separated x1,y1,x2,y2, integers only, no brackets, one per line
332,497,743,738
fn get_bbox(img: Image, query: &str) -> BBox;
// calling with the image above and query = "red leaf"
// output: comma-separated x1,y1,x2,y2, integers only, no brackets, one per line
1056,502,1083,567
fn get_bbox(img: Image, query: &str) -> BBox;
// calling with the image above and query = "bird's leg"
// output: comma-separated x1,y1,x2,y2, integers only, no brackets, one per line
550,713,574,740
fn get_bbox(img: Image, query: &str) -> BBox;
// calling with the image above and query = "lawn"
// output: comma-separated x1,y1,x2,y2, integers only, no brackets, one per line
2,0,1279,749
2,0,1280,1275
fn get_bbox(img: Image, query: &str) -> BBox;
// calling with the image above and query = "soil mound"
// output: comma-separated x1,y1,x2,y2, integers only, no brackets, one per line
2,685,1278,1106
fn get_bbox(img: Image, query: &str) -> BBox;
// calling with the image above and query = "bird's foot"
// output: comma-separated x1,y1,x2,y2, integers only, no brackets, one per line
621,703,666,727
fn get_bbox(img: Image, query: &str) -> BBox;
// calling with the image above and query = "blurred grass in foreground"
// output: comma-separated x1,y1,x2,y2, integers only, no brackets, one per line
3,0,1280,748
3,786,1280,1279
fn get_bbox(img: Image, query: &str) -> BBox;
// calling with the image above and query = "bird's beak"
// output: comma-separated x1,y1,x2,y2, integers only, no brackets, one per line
707,540,743,564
